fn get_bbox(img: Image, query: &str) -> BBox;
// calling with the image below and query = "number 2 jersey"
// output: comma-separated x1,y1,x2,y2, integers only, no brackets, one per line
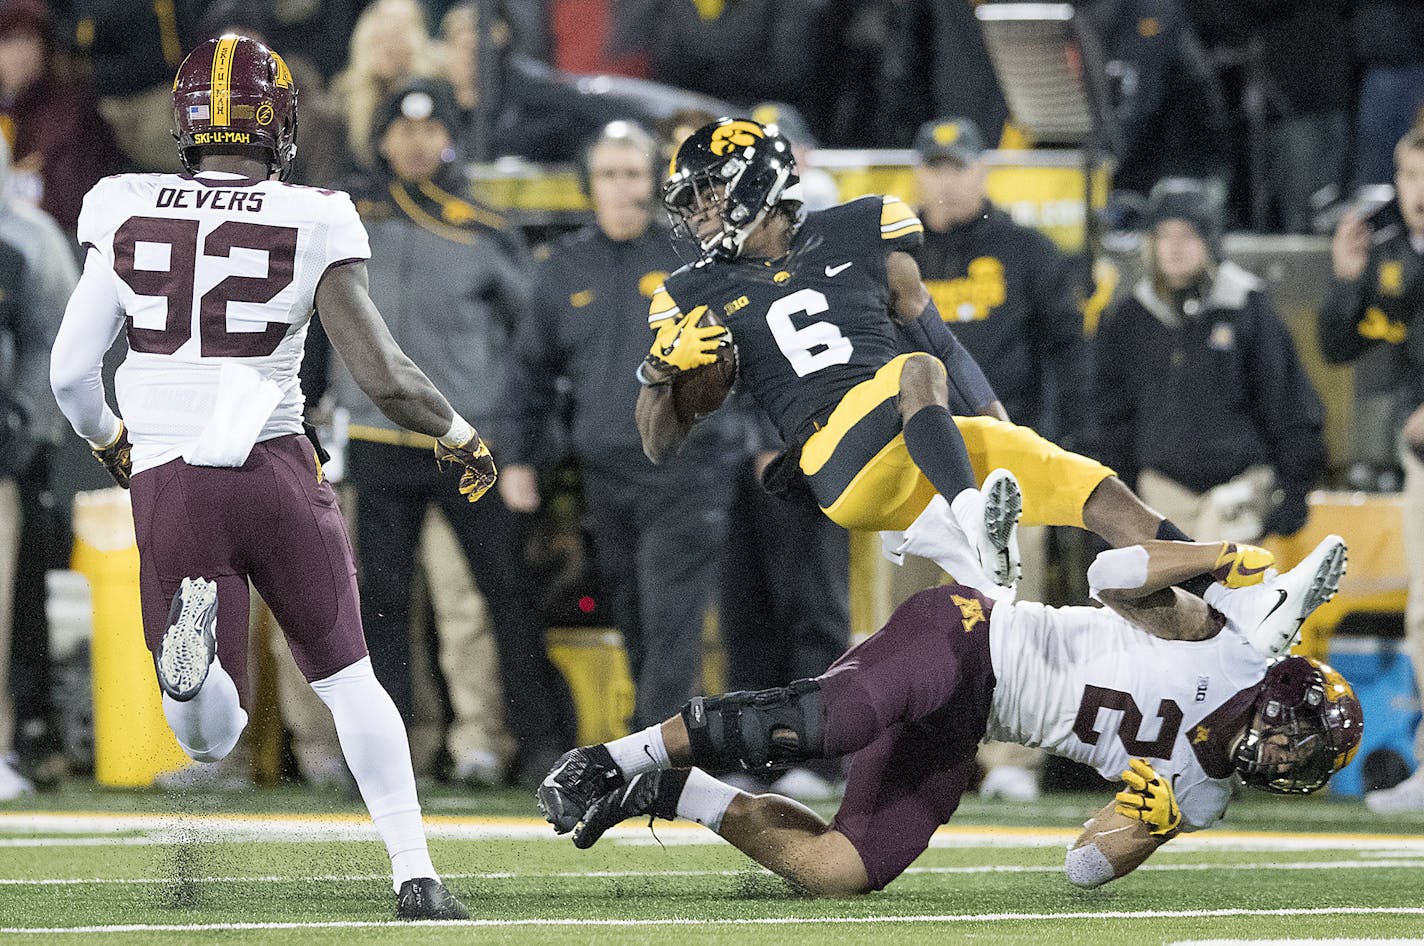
986,600,1269,830
72,170,370,473
650,195,923,444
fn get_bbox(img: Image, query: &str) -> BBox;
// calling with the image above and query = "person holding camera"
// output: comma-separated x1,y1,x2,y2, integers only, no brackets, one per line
1322,128,1424,812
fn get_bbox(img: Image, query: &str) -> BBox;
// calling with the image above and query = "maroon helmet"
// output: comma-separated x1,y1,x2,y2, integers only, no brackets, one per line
172,35,298,180
1233,656,1363,795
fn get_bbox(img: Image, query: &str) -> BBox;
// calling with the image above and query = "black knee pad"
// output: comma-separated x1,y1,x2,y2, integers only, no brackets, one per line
681,679,826,773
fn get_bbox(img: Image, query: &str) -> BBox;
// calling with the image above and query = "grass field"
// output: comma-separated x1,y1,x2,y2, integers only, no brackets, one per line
3,784,1424,944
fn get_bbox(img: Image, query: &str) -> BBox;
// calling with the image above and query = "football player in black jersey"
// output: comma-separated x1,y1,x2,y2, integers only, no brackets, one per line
635,118,1272,592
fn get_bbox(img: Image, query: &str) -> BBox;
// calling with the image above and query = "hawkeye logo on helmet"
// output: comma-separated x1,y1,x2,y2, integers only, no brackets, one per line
710,120,765,156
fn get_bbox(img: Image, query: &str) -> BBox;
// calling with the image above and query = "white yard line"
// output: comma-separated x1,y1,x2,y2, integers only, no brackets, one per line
5,859,1424,887
5,907,1424,935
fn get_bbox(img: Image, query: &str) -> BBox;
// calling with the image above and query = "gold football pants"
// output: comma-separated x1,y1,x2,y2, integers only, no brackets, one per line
799,353,1114,531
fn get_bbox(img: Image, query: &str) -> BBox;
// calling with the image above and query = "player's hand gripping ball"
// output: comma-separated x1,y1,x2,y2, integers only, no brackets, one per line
434,433,498,503
1114,758,1182,837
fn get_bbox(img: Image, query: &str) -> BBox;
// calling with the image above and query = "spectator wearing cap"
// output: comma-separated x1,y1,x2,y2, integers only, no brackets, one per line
905,115,1091,802
0,0,119,234
1093,178,1325,545
326,76,577,790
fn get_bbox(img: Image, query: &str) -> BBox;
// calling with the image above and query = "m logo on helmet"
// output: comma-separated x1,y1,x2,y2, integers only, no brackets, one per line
710,120,764,156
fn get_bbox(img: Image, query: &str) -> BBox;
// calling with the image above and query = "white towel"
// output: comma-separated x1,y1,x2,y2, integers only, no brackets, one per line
182,364,283,467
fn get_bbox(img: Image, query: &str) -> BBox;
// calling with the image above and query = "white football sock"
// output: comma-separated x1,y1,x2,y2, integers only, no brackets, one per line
162,654,248,763
675,767,743,832
311,656,436,892
605,725,670,777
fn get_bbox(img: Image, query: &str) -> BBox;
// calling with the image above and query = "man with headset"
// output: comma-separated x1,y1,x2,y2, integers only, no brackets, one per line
503,121,744,729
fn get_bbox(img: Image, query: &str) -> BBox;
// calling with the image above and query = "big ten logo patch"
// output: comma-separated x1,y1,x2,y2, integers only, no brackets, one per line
638,271,668,298
927,256,1007,322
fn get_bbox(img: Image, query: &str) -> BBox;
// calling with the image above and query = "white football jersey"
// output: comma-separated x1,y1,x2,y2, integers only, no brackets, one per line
75,170,370,472
986,600,1268,830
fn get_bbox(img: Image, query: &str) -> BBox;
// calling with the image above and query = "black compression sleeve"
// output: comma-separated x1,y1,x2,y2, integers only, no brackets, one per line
900,300,999,414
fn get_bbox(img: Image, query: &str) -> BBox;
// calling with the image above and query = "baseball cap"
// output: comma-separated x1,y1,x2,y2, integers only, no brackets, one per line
913,117,987,166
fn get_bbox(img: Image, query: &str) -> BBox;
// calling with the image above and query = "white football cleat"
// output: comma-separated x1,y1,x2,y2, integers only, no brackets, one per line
979,469,1023,591
978,764,1040,802
155,577,219,702
0,755,34,802
1211,535,1347,657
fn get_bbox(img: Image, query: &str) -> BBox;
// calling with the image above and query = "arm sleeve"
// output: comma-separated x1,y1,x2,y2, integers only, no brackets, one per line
1316,274,1376,365
50,248,125,445
325,193,373,266
899,299,999,414
11,233,78,439
502,262,565,465
1030,239,1092,444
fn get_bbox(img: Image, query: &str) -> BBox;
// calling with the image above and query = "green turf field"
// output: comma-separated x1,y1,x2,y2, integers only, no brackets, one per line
2,785,1423,944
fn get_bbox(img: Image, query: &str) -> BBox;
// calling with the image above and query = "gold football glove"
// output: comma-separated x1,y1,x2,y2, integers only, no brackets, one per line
92,422,132,489
434,433,498,504
1210,542,1274,588
646,308,729,374
1114,758,1181,837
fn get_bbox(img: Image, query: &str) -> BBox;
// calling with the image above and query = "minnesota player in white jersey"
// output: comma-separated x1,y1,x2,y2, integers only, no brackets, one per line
48,36,494,920
538,472,1362,894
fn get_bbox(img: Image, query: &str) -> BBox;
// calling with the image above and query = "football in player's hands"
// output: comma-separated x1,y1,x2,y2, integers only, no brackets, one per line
671,311,737,425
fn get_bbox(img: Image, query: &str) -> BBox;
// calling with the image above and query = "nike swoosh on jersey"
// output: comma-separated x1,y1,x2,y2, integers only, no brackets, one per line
825,262,853,277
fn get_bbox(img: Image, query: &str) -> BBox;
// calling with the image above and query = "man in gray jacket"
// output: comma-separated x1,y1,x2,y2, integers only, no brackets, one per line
330,78,575,788
0,136,77,798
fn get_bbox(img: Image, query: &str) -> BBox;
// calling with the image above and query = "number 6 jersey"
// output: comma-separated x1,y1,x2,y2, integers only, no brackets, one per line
986,599,1269,830
69,170,370,473
651,195,922,444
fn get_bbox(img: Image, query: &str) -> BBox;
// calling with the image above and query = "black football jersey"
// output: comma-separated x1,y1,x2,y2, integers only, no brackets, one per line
650,195,925,442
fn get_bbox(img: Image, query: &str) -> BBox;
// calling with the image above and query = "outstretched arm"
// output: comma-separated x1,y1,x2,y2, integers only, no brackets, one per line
1067,758,1182,888
1088,540,1267,641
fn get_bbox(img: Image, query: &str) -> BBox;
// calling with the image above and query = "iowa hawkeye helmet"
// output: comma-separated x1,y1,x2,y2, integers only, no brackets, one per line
173,36,298,180
663,118,801,263
1233,655,1363,795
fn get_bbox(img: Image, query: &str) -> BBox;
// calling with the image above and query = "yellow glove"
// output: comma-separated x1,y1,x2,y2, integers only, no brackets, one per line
434,434,498,504
1210,542,1274,588
91,421,132,489
1114,758,1181,837
646,308,729,374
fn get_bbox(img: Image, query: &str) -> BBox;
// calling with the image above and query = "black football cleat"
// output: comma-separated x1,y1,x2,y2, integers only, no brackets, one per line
396,877,470,921
572,771,677,850
536,744,625,834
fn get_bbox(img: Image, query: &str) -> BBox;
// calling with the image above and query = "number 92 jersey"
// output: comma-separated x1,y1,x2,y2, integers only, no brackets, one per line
985,601,1269,831
77,171,370,472
651,195,924,443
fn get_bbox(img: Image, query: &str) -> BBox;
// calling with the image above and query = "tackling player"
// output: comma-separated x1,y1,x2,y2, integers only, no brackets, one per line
48,36,490,920
635,118,1288,619
540,474,1362,894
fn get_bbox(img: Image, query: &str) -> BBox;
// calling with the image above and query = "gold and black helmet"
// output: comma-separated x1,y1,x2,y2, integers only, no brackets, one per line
663,118,800,263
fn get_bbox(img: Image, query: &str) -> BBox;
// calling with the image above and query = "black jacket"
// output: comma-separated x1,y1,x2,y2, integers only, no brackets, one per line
1094,261,1325,495
914,203,1090,444
1318,218,1424,410
506,225,743,481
